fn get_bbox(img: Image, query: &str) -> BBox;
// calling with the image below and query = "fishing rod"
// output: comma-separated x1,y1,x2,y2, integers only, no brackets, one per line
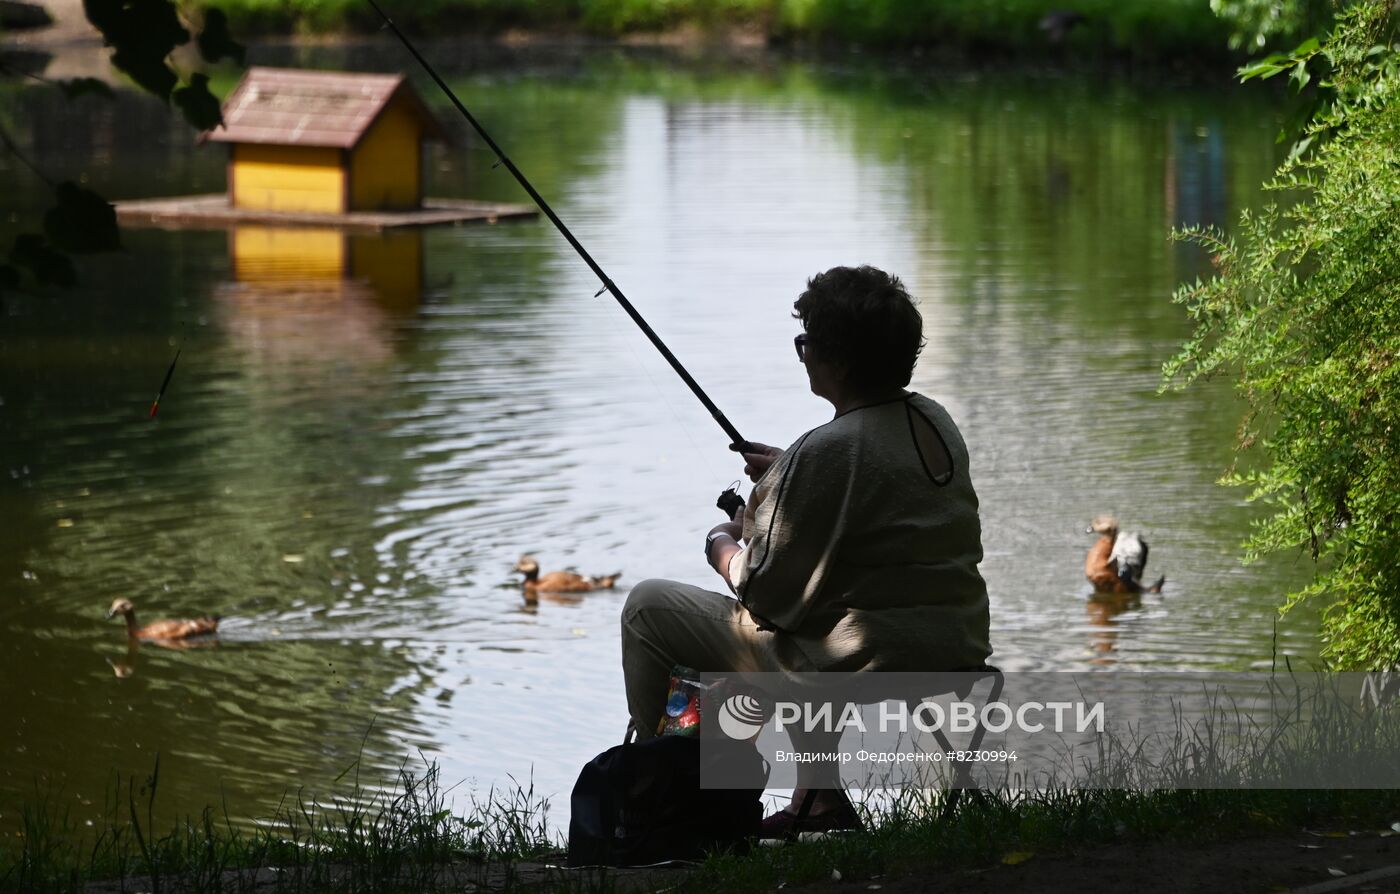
366,0,753,462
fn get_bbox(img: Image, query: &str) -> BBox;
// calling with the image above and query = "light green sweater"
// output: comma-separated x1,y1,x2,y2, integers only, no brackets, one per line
729,393,992,673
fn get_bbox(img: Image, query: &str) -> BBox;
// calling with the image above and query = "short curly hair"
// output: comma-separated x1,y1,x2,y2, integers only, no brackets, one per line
793,265,925,391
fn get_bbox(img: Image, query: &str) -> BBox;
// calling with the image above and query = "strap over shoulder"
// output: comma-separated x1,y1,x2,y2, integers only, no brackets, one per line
904,397,955,487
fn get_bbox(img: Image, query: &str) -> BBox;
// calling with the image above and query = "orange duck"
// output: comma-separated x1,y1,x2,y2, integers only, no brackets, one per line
513,555,620,601
1085,515,1165,594
106,598,220,641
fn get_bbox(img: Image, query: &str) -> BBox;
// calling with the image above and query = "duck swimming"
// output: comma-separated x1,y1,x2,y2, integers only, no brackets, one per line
106,598,220,641
513,555,621,599
1085,515,1165,594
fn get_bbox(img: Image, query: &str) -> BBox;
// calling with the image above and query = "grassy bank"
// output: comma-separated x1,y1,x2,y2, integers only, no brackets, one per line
683,787,1400,894
6,765,1400,893
8,686,1400,893
0,755,557,893
181,0,1241,62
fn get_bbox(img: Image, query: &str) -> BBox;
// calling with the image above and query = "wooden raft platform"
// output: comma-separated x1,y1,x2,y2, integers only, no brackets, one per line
114,195,538,232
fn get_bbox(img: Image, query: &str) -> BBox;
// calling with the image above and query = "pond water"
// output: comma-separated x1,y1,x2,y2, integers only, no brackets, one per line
0,42,1314,834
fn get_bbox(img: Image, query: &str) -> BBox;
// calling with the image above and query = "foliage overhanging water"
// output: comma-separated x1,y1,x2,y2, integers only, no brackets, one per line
0,42,1312,833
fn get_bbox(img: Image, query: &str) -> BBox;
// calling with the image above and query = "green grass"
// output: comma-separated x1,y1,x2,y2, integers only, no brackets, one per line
182,0,1244,60
9,767,1396,894
681,786,1400,894
772,0,1232,59
7,681,1399,892
6,770,1400,894
0,752,558,893
179,0,779,37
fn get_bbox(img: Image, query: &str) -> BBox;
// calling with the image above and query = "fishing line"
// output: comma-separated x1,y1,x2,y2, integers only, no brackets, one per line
365,0,752,457
606,294,722,481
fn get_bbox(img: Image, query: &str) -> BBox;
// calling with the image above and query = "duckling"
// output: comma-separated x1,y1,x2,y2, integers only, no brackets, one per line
513,555,621,598
1085,515,1165,594
106,597,220,641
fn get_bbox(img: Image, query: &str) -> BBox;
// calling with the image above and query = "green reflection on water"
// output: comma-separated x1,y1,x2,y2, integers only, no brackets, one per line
0,47,1314,833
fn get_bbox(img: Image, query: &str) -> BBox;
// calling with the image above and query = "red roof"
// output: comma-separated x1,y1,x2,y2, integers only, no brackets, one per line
204,67,448,149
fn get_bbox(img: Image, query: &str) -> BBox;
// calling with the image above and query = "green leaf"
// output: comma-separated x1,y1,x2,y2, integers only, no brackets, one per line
1169,1,1400,668
10,234,77,288
1284,134,1315,165
196,8,246,65
1291,37,1321,57
1239,58,1287,82
58,78,115,100
43,182,121,254
173,73,224,132
1290,59,1311,91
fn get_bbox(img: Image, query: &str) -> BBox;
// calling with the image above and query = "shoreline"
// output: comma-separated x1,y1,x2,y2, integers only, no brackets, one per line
9,773,1400,894
1,27,1254,89
2,0,1253,70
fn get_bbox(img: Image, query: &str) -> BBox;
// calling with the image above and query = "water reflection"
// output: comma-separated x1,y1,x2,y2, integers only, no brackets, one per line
104,634,221,678
1085,591,1144,667
229,227,424,309
1166,118,1230,229
219,226,423,369
0,46,1319,834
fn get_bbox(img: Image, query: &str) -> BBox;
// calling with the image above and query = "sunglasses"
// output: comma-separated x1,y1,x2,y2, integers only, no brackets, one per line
794,333,811,362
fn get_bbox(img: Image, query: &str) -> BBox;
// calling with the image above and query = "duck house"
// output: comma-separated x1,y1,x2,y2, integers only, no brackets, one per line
115,67,536,231
208,67,445,214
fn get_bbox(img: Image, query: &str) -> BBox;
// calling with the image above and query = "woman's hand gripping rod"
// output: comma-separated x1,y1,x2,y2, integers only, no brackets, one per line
365,0,754,496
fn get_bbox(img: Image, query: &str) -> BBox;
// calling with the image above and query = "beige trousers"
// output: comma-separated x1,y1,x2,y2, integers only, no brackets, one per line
620,578,847,790
620,578,782,739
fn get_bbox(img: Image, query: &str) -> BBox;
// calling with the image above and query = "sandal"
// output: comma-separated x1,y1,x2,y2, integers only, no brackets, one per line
760,792,863,840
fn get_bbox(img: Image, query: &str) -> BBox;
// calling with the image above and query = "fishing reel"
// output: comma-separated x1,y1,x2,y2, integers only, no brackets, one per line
716,480,746,519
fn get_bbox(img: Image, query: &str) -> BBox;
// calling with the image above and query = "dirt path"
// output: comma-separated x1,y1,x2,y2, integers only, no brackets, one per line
67,824,1400,893
787,826,1400,894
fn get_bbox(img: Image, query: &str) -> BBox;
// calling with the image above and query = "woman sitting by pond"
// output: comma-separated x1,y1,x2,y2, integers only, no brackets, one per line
620,265,992,833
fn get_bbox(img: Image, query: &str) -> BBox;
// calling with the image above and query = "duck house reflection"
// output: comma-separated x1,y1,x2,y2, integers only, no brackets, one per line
229,226,423,311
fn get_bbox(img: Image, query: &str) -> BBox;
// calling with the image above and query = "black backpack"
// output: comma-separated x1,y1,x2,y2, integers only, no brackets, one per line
566,735,768,867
